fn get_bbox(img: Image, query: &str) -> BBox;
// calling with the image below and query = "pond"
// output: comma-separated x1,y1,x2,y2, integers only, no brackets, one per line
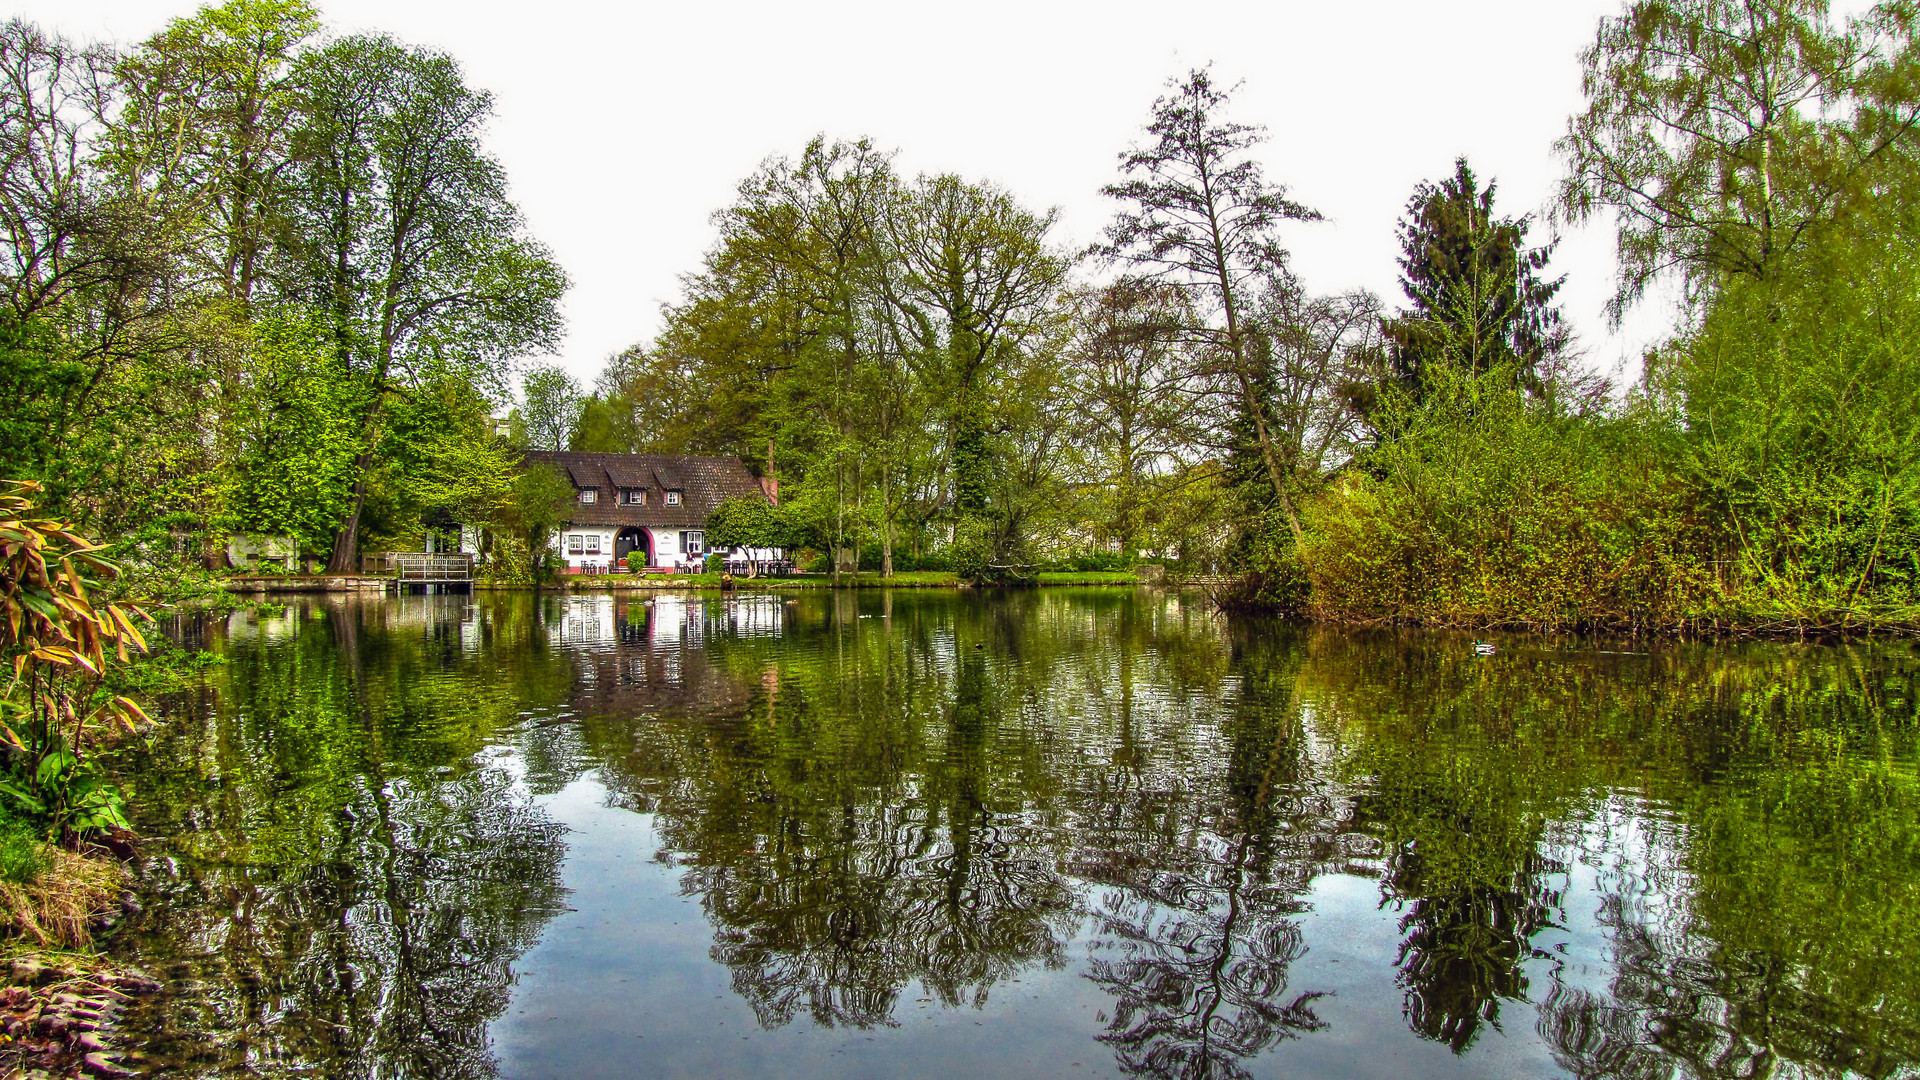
105,589,1920,1079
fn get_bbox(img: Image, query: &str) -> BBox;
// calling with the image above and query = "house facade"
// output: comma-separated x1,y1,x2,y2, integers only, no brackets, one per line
520,451,778,573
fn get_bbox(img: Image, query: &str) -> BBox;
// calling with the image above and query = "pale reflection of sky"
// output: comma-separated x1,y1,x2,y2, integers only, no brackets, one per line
496,775,1124,1080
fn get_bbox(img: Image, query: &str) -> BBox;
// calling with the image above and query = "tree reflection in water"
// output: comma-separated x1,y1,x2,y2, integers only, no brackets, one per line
118,597,574,1079
584,599,1086,1030
119,592,1920,1080
1074,627,1335,1080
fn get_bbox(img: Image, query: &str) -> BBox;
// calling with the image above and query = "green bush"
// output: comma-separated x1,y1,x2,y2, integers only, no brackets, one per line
1039,550,1136,573
0,809,42,884
1300,373,1721,630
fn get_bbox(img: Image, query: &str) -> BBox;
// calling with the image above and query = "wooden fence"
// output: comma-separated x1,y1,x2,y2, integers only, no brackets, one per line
394,553,474,584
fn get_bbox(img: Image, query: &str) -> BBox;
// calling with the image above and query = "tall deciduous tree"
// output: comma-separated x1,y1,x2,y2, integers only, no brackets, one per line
1557,0,1920,315
888,172,1066,575
1066,280,1198,554
285,34,566,571
1096,68,1321,542
516,364,579,451
107,0,320,310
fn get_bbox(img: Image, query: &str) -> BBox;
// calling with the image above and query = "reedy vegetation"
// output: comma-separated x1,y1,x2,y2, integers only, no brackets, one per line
5,0,1920,630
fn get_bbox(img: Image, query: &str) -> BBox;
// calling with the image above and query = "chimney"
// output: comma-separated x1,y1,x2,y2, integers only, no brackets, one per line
759,475,780,505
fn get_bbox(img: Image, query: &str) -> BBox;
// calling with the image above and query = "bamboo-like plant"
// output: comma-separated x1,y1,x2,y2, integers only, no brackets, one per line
0,480,150,838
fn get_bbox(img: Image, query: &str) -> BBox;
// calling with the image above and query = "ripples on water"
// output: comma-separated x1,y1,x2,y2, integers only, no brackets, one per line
105,590,1920,1079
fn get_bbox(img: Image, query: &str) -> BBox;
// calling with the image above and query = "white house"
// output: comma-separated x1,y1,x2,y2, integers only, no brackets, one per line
522,451,781,573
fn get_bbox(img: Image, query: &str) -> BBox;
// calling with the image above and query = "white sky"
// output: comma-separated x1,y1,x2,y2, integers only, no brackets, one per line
27,0,1695,391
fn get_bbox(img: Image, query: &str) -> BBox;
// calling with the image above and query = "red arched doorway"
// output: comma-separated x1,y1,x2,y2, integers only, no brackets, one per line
614,527,651,570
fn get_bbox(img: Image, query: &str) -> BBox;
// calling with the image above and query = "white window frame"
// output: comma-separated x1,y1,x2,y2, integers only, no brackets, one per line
584,534,601,555
664,491,682,506
567,534,583,554
579,489,597,504
624,489,645,505
687,531,705,554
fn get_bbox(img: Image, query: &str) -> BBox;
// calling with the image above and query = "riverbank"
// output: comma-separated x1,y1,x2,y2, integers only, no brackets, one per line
0,851,155,1078
225,570,1147,593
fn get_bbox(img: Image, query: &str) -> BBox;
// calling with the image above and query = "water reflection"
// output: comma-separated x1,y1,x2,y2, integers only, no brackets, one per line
114,592,1920,1080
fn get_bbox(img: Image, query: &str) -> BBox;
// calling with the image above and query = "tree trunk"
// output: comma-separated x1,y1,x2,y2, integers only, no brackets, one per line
327,453,373,573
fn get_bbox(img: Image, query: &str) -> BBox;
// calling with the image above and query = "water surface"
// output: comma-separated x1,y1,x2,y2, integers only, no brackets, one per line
111,590,1920,1079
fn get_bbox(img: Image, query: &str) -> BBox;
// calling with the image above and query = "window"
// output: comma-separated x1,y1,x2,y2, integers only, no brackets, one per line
686,531,705,555
623,489,645,506
567,534,583,554
584,534,601,555
664,491,682,506
579,489,597,504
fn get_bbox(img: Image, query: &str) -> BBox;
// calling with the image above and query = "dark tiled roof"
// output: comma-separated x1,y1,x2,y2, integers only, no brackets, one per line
565,462,605,489
604,461,651,488
525,451,767,530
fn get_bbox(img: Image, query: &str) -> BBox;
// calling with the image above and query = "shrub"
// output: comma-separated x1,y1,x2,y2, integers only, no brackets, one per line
0,812,41,885
1300,386,1722,630
1040,550,1136,573
0,480,150,839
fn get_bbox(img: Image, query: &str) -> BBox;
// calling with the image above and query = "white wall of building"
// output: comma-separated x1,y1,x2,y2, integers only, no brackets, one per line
546,526,711,571
551,526,620,571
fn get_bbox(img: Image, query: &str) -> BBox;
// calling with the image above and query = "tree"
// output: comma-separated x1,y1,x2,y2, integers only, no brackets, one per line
888,173,1067,579
0,20,147,326
106,0,321,310
516,364,580,451
1097,68,1322,543
1384,159,1564,405
285,34,567,572
1557,0,1920,316
501,463,572,584
1066,280,1199,554
0,20,189,513
705,495,796,577
225,313,360,557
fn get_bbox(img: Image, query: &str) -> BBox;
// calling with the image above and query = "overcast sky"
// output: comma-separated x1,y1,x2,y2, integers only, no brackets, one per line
26,0,1692,390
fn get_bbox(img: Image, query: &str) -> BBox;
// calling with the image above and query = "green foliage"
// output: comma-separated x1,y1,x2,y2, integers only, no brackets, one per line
1557,0,1912,314
518,365,580,452
501,464,574,583
1039,550,1135,573
0,315,86,492
1658,178,1920,625
0,810,41,884
0,6,569,589
704,496,797,551
1303,370,1719,629
0,482,149,839
226,314,362,555
1383,158,1562,404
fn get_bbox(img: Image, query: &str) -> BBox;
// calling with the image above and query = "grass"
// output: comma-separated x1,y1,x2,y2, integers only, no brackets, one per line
0,844,126,950
1035,571,1141,585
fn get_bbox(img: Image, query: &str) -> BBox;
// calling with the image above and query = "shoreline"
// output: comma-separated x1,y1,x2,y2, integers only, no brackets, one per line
222,572,1150,593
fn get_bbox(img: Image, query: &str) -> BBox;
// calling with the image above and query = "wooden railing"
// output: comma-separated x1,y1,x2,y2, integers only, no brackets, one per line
395,554,473,583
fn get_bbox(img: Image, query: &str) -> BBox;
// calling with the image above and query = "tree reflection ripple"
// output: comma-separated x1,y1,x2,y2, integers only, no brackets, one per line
114,591,1920,1080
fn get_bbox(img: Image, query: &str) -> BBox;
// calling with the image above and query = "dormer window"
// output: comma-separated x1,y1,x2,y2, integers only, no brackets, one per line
664,491,682,506
622,489,646,506
579,489,597,504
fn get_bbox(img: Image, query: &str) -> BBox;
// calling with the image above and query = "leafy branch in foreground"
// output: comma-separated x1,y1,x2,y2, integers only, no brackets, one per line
0,480,151,838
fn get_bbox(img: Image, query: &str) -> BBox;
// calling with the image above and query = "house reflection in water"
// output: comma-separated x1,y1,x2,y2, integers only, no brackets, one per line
547,594,787,720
